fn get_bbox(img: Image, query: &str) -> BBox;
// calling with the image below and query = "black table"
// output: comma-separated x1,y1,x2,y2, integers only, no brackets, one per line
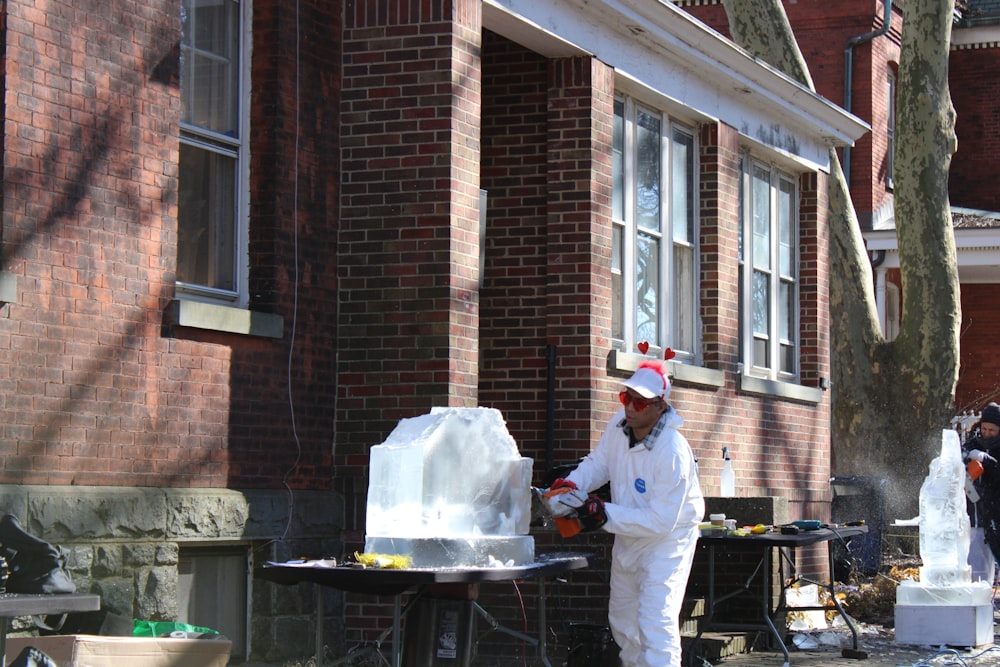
0,593,101,667
691,526,867,667
256,551,591,667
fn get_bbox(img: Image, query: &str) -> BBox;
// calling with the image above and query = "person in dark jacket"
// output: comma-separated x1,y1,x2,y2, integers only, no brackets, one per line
965,402,1000,582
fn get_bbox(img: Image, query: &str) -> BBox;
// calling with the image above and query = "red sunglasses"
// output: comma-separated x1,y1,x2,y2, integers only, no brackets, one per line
618,391,660,411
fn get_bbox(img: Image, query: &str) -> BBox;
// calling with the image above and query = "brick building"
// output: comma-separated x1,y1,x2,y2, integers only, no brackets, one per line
0,0,867,664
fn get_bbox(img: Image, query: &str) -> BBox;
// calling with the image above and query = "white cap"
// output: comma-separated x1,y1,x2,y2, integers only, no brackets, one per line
621,366,670,400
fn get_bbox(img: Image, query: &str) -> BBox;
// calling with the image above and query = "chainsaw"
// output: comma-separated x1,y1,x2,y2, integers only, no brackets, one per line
531,486,586,538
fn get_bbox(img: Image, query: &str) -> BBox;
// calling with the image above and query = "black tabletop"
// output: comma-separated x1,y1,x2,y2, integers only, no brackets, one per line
698,525,867,548
255,551,593,596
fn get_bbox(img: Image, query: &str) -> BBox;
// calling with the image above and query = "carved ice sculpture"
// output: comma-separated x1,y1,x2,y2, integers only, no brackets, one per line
364,407,534,568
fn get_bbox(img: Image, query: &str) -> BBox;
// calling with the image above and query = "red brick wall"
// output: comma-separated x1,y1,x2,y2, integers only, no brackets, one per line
0,0,339,488
957,284,1000,411
950,46,1000,211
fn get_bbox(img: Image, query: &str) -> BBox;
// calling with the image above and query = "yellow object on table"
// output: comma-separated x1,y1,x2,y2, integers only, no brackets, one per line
354,552,413,569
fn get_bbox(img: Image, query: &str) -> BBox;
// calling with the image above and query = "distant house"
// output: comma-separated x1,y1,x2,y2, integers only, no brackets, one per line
0,0,865,662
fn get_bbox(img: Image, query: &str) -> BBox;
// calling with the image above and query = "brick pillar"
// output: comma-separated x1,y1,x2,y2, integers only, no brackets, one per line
699,122,742,372
798,170,830,389
336,0,483,538
545,57,616,459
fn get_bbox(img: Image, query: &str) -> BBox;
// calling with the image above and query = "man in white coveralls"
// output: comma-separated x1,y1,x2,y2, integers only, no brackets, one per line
546,359,705,667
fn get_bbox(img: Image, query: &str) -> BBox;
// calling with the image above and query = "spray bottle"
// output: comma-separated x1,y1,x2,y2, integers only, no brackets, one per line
720,447,735,497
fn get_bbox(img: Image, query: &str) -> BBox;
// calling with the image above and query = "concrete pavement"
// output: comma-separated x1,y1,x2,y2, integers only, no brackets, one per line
707,624,1000,667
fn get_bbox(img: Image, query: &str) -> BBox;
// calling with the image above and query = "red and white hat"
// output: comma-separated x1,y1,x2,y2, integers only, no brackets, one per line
621,361,670,400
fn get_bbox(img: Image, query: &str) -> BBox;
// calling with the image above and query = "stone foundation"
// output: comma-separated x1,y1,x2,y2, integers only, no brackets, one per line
0,485,343,664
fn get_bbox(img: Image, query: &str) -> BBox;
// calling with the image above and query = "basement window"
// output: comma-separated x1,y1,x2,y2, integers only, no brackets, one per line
178,546,249,659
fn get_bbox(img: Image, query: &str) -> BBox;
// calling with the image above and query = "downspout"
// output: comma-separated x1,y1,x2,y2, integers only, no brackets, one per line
545,344,557,472
843,0,893,185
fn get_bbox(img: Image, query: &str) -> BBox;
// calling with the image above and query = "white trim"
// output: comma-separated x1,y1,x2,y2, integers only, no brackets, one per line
952,24,1000,50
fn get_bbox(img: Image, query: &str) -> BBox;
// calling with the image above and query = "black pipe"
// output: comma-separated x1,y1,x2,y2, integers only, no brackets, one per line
842,0,892,186
545,344,557,472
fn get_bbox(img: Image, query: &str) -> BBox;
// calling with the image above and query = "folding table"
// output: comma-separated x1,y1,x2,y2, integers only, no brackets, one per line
256,551,592,667
691,526,868,667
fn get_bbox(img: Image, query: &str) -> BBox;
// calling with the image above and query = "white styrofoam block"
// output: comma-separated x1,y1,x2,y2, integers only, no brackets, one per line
894,604,993,647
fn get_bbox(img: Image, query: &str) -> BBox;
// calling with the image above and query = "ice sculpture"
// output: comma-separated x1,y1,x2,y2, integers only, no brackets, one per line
364,407,535,568
894,429,992,646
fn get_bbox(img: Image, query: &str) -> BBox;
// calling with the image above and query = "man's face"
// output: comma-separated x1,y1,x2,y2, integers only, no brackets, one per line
620,389,665,432
982,422,1000,439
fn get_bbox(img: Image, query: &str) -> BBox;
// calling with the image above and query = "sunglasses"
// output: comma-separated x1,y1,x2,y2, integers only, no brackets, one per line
618,391,660,412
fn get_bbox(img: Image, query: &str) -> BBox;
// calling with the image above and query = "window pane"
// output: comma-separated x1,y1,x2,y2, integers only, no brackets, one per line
752,269,769,338
780,343,795,374
178,143,236,291
778,178,794,277
752,165,770,268
671,128,694,244
613,99,624,222
753,337,769,369
636,231,659,345
779,279,792,341
673,243,694,353
612,225,623,340
181,0,240,135
636,109,661,233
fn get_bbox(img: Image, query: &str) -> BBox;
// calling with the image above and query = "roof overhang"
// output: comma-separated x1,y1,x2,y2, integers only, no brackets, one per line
483,0,870,172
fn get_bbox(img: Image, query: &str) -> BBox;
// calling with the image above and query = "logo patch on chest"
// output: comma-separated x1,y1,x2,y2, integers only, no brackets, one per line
634,478,646,493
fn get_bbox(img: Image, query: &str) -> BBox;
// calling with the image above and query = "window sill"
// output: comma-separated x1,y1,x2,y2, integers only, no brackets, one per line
0,272,16,304
167,299,284,338
607,349,725,389
738,374,823,404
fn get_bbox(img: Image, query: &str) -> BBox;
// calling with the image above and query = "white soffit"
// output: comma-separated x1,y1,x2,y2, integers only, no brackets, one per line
483,0,870,170
952,24,1000,49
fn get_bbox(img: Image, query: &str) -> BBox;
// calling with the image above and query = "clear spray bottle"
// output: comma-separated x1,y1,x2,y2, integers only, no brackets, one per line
720,447,735,497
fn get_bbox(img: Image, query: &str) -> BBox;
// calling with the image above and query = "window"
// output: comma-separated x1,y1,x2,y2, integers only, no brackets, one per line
739,157,799,381
886,70,896,189
612,96,698,360
178,0,249,305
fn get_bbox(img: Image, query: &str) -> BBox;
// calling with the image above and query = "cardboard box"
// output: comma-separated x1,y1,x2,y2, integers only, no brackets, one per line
5,634,232,667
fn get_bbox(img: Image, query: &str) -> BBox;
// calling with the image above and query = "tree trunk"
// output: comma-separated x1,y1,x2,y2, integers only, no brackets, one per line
722,0,960,521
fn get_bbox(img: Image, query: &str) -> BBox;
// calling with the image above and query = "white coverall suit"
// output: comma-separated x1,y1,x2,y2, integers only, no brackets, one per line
565,406,704,667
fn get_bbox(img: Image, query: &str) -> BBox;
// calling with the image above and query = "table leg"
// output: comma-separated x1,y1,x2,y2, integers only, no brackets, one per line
768,547,790,667
392,594,402,667
537,578,550,667
316,589,324,666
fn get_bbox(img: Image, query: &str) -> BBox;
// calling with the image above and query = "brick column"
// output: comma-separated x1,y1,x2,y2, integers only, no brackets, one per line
545,57,616,458
699,122,742,372
798,169,830,389
336,0,483,535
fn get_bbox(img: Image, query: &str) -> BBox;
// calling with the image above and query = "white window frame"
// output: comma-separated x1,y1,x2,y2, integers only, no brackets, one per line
611,95,699,362
739,156,800,383
177,0,251,308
